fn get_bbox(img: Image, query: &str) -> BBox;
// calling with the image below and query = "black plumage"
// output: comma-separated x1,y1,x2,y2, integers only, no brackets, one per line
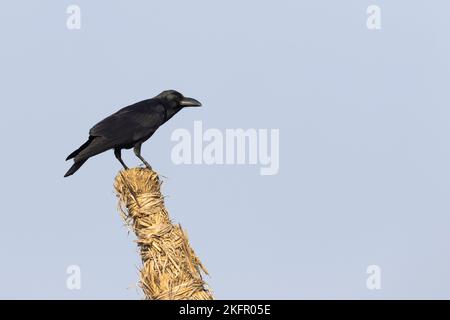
64,90,201,177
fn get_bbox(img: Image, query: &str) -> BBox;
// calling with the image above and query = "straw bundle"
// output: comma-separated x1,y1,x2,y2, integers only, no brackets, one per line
114,168,213,300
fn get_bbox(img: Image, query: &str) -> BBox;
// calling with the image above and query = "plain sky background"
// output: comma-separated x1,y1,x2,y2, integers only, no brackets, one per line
0,1,449,299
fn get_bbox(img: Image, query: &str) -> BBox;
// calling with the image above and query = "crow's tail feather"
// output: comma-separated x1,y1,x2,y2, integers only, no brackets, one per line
64,159,87,177
66,136,94,161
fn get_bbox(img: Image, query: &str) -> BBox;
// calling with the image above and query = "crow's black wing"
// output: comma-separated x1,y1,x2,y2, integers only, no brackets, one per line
73,101,166,161
89,101,166,145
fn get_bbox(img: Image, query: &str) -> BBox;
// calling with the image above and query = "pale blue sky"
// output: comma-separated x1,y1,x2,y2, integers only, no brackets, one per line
0,1,449,299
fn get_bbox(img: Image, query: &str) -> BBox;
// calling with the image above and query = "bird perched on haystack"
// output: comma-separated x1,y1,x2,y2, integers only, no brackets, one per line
64,90,201,177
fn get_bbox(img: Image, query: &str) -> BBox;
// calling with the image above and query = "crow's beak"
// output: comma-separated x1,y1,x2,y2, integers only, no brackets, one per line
180,97,202,107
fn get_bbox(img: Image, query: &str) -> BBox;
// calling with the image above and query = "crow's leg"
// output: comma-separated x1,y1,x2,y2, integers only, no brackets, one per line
114,148,128,170
134,143,152,170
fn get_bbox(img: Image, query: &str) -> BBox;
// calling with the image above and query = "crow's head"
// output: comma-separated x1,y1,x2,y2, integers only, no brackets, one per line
157,90,202,109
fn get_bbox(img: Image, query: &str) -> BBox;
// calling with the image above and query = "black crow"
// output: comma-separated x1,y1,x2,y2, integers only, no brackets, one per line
64,90,201,177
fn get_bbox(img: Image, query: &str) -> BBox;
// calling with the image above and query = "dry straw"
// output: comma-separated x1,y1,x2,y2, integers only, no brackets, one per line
114,168,213,300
